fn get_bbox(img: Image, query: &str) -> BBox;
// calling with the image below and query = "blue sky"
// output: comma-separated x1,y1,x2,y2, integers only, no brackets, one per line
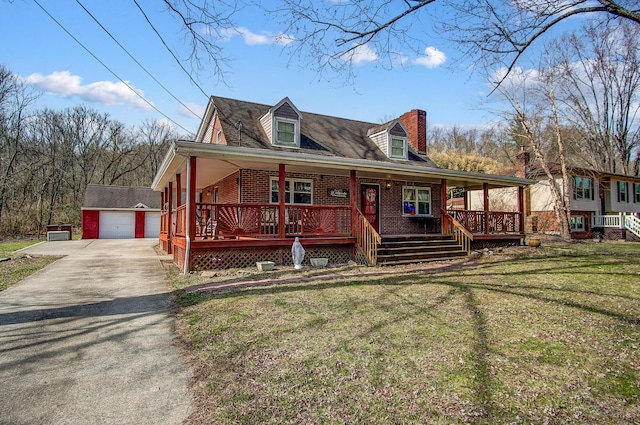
0,0,564,136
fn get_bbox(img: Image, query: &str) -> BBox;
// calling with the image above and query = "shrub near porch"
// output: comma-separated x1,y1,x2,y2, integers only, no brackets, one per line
174,243,640,424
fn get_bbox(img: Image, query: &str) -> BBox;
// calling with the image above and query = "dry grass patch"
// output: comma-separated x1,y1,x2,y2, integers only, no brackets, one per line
0,240,58,291
172,242,640,424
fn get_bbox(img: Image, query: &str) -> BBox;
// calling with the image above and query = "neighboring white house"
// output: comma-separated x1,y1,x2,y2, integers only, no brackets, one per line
469,150,640,239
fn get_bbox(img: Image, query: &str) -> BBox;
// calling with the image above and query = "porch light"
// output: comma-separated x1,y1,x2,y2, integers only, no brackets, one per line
385,182,392,190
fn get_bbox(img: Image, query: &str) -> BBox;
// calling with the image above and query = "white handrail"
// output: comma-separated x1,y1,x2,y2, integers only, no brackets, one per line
625,215,640,238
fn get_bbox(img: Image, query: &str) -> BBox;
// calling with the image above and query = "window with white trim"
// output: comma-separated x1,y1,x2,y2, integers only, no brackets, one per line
618,181,629,203
215,130,222,144
570,215,585,232
275,119,297,146
402,186,431,216
634,183,640,203
390,137,407,159
270,178,312,205
573,176,594,200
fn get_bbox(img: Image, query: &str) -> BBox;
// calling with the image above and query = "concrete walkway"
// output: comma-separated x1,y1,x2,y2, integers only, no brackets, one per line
0,239,192,425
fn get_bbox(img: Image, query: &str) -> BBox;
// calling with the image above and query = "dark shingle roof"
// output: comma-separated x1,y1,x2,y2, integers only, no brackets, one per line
82,184,160,209
211,96,438,168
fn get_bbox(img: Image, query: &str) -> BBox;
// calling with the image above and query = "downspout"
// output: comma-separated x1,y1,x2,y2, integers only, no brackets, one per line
183,155,192,274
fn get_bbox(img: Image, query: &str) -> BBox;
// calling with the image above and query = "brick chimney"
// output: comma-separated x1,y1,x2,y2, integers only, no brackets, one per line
399,109,427,154
515,145,530,178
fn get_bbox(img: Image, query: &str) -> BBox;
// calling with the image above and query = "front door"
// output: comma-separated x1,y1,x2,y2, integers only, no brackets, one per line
361,184,380,232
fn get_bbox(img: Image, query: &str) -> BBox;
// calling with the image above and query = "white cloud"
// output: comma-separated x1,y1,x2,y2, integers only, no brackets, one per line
412,46,446,68
23,71,152,110
341,44,379,64
179,102,205,119
219,27,294,46
490,66,540,88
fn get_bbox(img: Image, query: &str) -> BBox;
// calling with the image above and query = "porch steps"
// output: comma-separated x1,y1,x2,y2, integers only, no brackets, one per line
377,235,468,266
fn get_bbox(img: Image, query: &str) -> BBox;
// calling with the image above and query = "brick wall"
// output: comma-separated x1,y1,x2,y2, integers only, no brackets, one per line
362,178,441,235
201,168,443,235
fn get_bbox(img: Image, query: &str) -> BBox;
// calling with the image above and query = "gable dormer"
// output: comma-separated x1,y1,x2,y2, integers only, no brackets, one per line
259,97,302,148
367,120,409,160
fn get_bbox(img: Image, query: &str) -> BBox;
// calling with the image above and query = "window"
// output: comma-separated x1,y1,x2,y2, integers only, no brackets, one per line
634,183,640,203
275,119,297,145
618,181,629,203
573,176,594,200
570,215,585,232
215,130,222,144
402,186,431,216
390,137,407,158
270,178,312,205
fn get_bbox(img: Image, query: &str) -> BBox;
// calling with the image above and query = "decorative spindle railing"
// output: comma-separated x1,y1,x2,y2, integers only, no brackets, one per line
192,203,352,239
446,209,522,234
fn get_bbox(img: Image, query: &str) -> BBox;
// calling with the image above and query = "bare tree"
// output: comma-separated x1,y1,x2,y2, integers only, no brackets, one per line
0,65,38,233
497,67,573,240
549,21,640,176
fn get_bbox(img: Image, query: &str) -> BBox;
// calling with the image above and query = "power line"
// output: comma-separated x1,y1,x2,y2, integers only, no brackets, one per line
73,0,201,119
32,0,193,134
132,0,209,99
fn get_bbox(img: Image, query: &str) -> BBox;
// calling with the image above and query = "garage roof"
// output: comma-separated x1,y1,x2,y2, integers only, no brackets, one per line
82,184,160,209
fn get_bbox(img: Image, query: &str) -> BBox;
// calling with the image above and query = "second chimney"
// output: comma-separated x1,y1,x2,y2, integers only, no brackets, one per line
399,109,427,155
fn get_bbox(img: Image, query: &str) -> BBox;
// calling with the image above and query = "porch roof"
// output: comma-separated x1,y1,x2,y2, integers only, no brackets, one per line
151,140,535,191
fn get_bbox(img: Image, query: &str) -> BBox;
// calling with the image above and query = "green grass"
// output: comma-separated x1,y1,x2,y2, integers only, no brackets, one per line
0,240,58,291
173,242,640,424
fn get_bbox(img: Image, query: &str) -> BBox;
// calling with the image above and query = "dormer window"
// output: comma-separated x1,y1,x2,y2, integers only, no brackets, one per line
276,119,297,145
390,137,407,159
260,97,302,148
368,120,409,159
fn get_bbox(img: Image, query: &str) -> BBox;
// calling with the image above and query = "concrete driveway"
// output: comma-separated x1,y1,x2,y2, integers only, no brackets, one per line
0,239,192,425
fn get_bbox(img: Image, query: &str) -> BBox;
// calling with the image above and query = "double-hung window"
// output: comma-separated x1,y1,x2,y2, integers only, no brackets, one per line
390,137,407,159
570,215,585,232
270,178,312,205
634,183,640,203
573,176,594,200
402,186,431,216
618,181,629,203
275,119,297,146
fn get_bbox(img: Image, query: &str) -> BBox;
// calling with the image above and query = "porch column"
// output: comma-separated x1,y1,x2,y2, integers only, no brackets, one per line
483,183,490,235
176,173,182,208
278,164,286,238
188,157,197,240
350,170,357,237
517,185,524,233
168,180,173,237
160,191,165,237
441,178,448,234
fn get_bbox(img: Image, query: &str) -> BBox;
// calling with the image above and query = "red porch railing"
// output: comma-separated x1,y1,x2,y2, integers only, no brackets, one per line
447,209,522,234
355,208,381,266
193,203,352,239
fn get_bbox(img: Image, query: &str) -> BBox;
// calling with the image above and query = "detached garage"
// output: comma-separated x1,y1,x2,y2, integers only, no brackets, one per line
81,184,161,239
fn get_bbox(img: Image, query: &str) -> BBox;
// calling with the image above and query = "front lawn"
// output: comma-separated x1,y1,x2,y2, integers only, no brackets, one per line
173,242,640,424
0,240,58,291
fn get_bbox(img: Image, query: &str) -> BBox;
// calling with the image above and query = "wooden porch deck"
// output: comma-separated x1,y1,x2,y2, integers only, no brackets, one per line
160,203,524,270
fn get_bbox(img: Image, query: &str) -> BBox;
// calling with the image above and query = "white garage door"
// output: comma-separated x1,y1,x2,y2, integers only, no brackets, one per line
99,211,135,239
144,211,161,238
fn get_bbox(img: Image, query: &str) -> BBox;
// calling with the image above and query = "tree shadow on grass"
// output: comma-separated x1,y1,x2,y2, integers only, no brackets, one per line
176,251,640,422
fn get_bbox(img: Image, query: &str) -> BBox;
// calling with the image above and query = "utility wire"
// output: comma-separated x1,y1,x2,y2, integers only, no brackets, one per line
132,0,209,99
32,0,192,134
73,0,201,119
